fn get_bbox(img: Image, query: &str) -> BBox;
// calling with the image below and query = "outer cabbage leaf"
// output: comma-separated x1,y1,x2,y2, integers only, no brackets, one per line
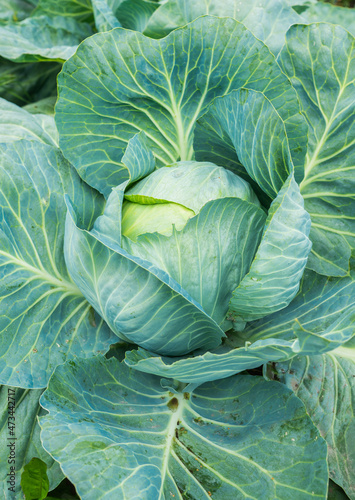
273,348,355,499
23,95,56,115
0,0,34,21
0,98,58,146
234,267,355,349
125,339,297,384
56,16,306,195
0,140,115,388
91,0,122,31
228,175,311,324
299,3,355,37
0,386,63,499
115,0,159,32
32,0,93,23
65,198,225,356
90,131,155,243
0,15,92,62
22,97,59,146
39,356,328,500
144,0,302,55
92,0,159,32
0,58,59,106
195,88,304,194
278,23,355,277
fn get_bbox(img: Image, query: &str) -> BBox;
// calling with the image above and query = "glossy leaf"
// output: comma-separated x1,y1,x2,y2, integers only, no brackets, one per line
0,15,92,62
39,356,328,500
125,339,296,384
144,0,302,55
228,175,311,324
0,386,63,500
56,16,305,194
279,23,355,276
0,140,115,388
273,349,355,499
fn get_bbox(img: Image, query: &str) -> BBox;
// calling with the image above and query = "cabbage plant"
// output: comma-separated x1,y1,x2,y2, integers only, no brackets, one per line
0,2,355,500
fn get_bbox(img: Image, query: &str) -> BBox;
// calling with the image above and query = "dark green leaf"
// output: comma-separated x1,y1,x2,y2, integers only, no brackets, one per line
21,457,49,500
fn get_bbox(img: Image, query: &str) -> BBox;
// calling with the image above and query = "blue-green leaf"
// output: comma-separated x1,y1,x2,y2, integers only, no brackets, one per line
293,309,355,355
115,0,159,32
87,128,155,199
56,16,306,195
93,0,159,32
125,339,296,384
228,175,311,324
144,0,302,55
39,356,328,500
123,197,266,328
195,89,302,196
0,0,34,21
22,96,56,115
0,140,115,388
91,0,122,31
0,386,63,499
279,23,355,276
89,131,155,247
273,348,355,499
32,0,93,23
0,98,58,146
299,3,355,37
0,15,92,62
235,267,355,348
65,197,225,355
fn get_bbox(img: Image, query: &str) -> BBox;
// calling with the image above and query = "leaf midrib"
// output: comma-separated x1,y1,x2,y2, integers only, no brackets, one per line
300,38,352,190
0,250,81,295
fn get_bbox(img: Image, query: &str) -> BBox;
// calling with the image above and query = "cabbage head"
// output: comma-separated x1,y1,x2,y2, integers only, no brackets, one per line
65,134,311,356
